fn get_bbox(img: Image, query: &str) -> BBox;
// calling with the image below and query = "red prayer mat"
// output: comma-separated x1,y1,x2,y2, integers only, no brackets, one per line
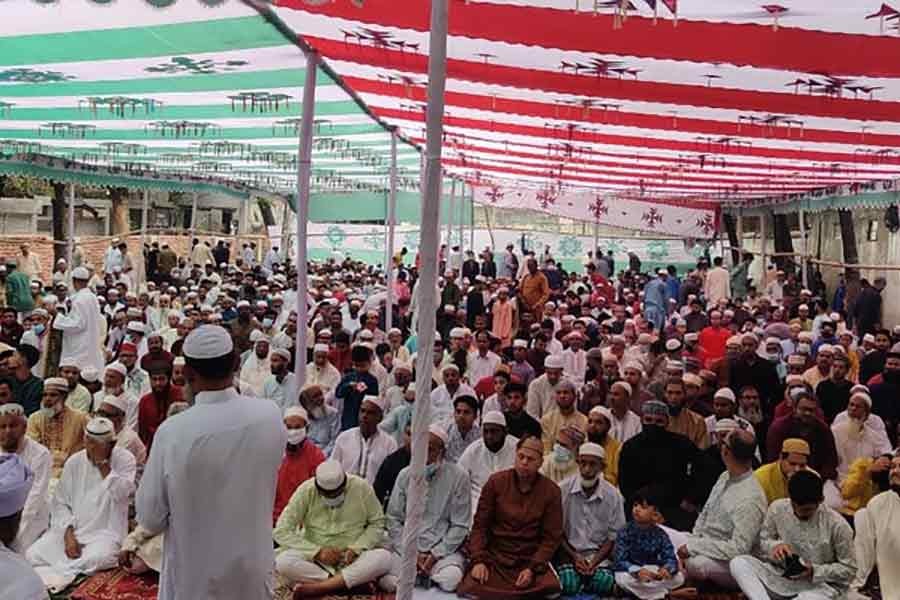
70,569,158,600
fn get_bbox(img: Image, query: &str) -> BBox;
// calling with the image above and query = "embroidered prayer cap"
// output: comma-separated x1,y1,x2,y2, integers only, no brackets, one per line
84,417,116,442
183,325,234,360
610,381,632,396
0,403,25,418
482,411,507,428
0,454,33,518
781,438,811,456
315,460,346,492
43,377,69,393
713,388,736,403
429,424,449,446
284,406,309,422
578,442,605,460
58,357,79,369
544,354,565,370
642,400,669,417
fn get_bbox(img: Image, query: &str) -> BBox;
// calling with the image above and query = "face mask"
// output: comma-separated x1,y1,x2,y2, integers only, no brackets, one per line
553,443,573,463
580,475,599,488
321,493,345,509
32,323,45,336
262,318,273,329
286,427,307,446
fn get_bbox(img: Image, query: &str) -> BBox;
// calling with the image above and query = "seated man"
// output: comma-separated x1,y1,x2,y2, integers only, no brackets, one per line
331,396,397,484
540,380,588,454
26,377,88,479
58,360,92,414
0,403,50,553
729,470,855,600
540,426,584,484
27,417,136,590
299,385,340,456
755,438,810,505
676,429,767,590
457,435,564,600
93,395,146,469
852,450,900,599
458,411,518,517
766,389,838,481
586,406,621,486
444,395,481,463
273,460,392,597
502,382,541,440
262,348,298,411
556,442,624,598
381,425,470,593
373,423,411,508
0,454,46,599
136,361,183,453
274,406,325,525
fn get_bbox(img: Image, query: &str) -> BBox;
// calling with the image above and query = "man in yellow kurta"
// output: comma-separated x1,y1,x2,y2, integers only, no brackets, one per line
273,460,392,597
753,438,809,505
586,405,621,487
540,381,588,454
664,378,709,450
519,259,550,320
25,377,88,478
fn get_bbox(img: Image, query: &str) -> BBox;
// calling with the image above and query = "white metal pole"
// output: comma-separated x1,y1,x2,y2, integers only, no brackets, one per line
292,51,319,395
385,130,398,333
399,0,448,598
760,212,768,278
446,177,456,259
458,181,465,289
189,192,198,239
592,219,600,268
799,206,808,288
67,184,75,266
140,189,149,288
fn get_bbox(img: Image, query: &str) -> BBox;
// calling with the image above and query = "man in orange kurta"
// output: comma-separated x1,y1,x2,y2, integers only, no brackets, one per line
457,436,563,600
519,259,550,321
491,287,516,349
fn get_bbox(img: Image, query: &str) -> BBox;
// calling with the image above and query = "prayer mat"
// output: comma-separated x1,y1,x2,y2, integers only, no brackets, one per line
69,569,158,600
273,575,396,600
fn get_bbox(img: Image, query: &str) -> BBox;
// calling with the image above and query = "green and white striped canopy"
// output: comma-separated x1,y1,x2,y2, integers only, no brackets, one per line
0,1,421,200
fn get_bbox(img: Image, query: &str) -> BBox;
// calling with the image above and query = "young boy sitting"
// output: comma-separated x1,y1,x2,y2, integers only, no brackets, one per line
614,486,686,599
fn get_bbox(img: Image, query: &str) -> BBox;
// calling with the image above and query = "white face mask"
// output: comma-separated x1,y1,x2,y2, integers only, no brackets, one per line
321,493,345,509
286,427,307,446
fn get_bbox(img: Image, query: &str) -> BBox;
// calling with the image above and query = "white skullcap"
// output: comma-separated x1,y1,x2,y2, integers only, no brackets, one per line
183,325,234,360
99,394,128,414
726,335,742,346
862,333,875,344
850,392,872,409
798,331,814,342
561,315,576,323
58,356,79,369
357,329,374,340
284,406,309,422
362,394,387,412
817,344,835,355
512,339,528,349
393,361,412,372
589,405,613,422
249,329,269,344
105,362,127,379
482,410,507,427
84,416,116,442
610,381,632,396
126,307,143,317
0,454,33,518
71,266,90,280
665,338,683,352
450,327,466,339
443,304,455,314
127,321,146,333
0,403,25,418
544,354,565,370
578,442,606,460
388,328,402,336
714,388,736,403
271,347,291,360
236,300,250,309
622,362,644,376
684,332,699,343
313,343,330,354
43,377,69,393
315,460,346,492
30,308,48,319
429,423,449,446
173,356,186,367
714,418,739,433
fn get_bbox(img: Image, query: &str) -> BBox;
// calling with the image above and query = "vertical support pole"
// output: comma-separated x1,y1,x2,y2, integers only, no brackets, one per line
140,189,149,288
799,206,808,289
384,130,398,333
281,197,291,263
189,192,198,239
457,180,465,289
292,51,319,394
67,184,75,266
592,219,600,268
399,0,448,599
446,178,456,255
760,212,768,281
469,184,475,251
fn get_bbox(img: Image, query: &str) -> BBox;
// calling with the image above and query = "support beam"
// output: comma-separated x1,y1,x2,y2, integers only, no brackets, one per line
469,185,475,251
189,192,199,239
838,209,861,322
799,206,808,289
458,178,465,289
67,184,75,266
384,130,398,333
139,189,149,289
399,1,448,598
292,51,319,395
446,178,456,256
760,212,768,277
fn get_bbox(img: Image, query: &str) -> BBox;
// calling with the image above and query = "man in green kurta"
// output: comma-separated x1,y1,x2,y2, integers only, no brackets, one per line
457,435,563,600
273,459,392,597
5,262,34,316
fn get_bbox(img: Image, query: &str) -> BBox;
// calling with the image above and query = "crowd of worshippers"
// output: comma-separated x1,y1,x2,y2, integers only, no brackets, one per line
0,236,900,600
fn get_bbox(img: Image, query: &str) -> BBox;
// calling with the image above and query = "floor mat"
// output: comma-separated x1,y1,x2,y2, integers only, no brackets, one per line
69,569,158,600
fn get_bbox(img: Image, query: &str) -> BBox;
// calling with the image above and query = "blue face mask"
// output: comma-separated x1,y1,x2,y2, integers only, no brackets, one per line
553,443,573,464
262,318,273,329
32,324,45,336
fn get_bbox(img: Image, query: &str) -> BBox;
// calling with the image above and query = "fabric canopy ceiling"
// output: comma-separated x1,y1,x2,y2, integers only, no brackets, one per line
270,0,900,235
0,0,421,200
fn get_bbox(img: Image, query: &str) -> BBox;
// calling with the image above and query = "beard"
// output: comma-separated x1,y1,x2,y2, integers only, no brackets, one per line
587,431,607,445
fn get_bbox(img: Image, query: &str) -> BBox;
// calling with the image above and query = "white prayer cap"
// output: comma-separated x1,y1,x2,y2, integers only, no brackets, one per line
271,347,291,360
249,329,268,343
0,454,33,518
578,442,605,460
443,304,456,314
798,303,809,311
393,361,412,373
0,403,25,418
71,266,90,280
315,460,346,492
31,308,48,319
798,331,814,342
726,335,742,346
127,321,146,334
665,338,683,352
622,362,644,376
714,388,736,403
105,362,127,379
58,356,79,369
482,411,507,428
255,300,268,309
84,417,116,442
357,329,374,341
449,327,466,339
236,300,251,309
442,364,460,375
183,325,234,360
388,328,402,336
684,332,699,343
589,405,613,422
610,381,632,396
284,406,309,422
173,356,186,367
512,339,528,349
79,367,99,383
714,418,739,433
428,423,449,446
362,394,387,412
544,354,565,370
817,344,835,355
561,315,576,323
862,333,875,344
99,394,128,414
850,391,872,409
850,384,869,395
637,333,653,345
43,377,68,393
313,344,330,354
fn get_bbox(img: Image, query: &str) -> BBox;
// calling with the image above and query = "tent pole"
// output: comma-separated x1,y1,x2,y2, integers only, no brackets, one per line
799,206,808,288
67,184,75,266
446,177,456,261
760,212,768,277
592,219,599,267
189,192,198,240
292,51,319,395
458,179,465,289
469,185,475,252
399,0,448,598
140,189,149,289
385,130,398,333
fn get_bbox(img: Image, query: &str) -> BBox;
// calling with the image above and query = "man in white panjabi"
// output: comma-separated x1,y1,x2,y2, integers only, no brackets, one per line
457,410,518,521
331,395,397,485
851,451,900,599
93,395,147,470
52,267,105,375
27,417,136,591
92,362,139,430
238,330,272,398
136,325,285,600
0,403,51,553
526,354,567,420
306,343,341,396
0,454,47,600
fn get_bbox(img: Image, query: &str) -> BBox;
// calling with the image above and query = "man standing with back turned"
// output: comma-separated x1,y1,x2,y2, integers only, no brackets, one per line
136,325,286,599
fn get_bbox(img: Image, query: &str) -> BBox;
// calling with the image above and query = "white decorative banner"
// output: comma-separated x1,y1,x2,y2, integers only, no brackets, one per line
471,184,720,239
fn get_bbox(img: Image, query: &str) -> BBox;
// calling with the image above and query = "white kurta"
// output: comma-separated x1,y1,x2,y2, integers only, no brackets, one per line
562,348,587,383
305,362,341,396
52,287,104,374
92,389,139,432
27,448,136,584
466,351,502,385
135,388,286,600
429,383,477,425
456,435,518,522
831,420,892,482
1,438,51,553
525,374,564,420
238,354,271,398
0,543,46,600
331,428,398,485
608,410,643,444
855,491,900,599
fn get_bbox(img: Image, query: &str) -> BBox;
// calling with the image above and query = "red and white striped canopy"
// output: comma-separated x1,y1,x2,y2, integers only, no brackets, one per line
273,0,900,235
